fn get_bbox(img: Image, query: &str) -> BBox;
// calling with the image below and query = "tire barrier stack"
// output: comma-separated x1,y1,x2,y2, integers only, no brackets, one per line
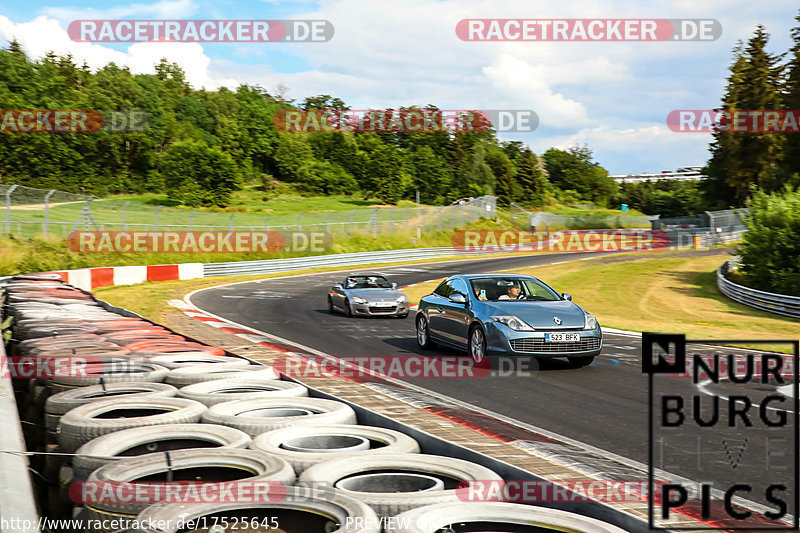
2,273,628,533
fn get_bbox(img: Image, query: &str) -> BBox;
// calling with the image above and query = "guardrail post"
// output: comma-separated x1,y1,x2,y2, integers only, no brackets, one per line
43,189,56,236
122,201,130,231
5,184,18,235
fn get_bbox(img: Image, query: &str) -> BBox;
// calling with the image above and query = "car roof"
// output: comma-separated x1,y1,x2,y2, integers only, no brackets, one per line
456,273,537,280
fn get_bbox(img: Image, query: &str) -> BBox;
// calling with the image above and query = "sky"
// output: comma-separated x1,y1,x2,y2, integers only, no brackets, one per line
0,0,797,174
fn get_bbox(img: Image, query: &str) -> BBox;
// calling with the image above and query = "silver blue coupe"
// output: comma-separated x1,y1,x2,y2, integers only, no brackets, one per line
415,274,602,366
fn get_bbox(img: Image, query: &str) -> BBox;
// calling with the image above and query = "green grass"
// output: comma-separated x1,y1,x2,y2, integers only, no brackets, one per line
400,247,799,353
7,185,456,240
109,183,421,215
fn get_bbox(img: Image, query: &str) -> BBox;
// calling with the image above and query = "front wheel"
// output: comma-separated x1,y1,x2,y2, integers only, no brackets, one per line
328,297,335,313
343,299,353,317
468,326,487,365
416,315,434,349
568,355,595,367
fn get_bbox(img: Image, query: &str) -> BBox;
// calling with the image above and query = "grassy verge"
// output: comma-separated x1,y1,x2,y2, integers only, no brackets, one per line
0,217,521,276
400,247,799,353
109,184,421,214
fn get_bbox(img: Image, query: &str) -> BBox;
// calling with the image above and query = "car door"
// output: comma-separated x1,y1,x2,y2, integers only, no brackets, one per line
426,279,453,342
331,277,348,307
438,278,471,347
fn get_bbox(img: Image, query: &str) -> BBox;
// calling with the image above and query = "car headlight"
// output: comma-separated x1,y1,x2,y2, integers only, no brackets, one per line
352,296,368,304
584,314,598,329
491,315,535,331
396,295,407,304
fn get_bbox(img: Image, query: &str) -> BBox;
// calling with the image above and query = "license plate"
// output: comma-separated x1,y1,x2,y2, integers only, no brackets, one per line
372,302,393,307
544,332,581,343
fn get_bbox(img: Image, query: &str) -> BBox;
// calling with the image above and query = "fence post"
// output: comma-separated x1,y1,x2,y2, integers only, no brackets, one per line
350,210,354,235
371,208,378,237
43,189,56,236
154,206,163,232
438,208,442,232
297,214,302,232
405,208,409,232
122,201,130,231
189,209,195,231
326,213,331,235
389,207,393,234
5,184,19,235
228,213,234,233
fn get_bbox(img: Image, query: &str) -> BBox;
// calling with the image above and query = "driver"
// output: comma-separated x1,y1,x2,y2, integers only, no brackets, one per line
498,282,522,300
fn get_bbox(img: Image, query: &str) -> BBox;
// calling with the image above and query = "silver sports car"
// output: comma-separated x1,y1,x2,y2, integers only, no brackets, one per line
328,273,410,318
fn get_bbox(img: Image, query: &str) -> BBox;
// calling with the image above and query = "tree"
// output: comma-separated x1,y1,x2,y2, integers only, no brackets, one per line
783,11,800,180
365,144,405,204
706,27,784,205
162,142,242,206
543,146,616,206
409,146,452,204
738,187,800,296
514,148,547,206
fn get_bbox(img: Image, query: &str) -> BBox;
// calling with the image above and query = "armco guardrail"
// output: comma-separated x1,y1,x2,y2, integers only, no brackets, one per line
717,258,800,318
0,301,41,533
203,247,470,277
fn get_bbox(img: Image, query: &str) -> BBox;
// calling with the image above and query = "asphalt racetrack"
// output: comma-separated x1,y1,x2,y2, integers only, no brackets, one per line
190,251,796,515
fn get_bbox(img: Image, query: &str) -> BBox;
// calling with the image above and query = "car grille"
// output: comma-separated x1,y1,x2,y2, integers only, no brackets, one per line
369,306,397,314
510,337,601,353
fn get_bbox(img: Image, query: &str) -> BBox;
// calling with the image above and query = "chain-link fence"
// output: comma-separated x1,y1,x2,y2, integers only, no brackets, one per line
0,184,497,239
509,203,656,230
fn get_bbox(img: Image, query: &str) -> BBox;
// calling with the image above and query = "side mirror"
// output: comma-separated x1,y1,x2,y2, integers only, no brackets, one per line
561,293,572,301
333,284,343,290
449,293,466,304
392,283,397,290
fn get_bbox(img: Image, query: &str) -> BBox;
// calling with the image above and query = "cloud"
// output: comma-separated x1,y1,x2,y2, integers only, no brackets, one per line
40,0,196,23
0,14,235,90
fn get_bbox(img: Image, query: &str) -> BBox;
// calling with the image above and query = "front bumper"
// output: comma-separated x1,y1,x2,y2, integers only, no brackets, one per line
485,321,603,357
351,301,409,316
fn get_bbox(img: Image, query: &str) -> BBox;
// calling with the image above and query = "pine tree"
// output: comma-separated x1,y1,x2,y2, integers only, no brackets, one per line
783,11,800,181
707,27,784,205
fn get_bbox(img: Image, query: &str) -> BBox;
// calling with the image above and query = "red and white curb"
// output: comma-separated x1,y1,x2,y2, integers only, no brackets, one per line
47,263,204,292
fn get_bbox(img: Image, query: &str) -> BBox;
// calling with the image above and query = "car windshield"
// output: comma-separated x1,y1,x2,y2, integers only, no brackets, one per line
344,275,392,289
469,277,561,302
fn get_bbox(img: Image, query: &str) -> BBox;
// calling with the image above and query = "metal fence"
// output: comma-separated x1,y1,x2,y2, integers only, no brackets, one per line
717,257,800,318
0,184,496,239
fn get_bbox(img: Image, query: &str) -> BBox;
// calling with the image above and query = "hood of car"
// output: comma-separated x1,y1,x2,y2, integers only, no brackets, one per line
346,288,404,301
481,300,586,328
